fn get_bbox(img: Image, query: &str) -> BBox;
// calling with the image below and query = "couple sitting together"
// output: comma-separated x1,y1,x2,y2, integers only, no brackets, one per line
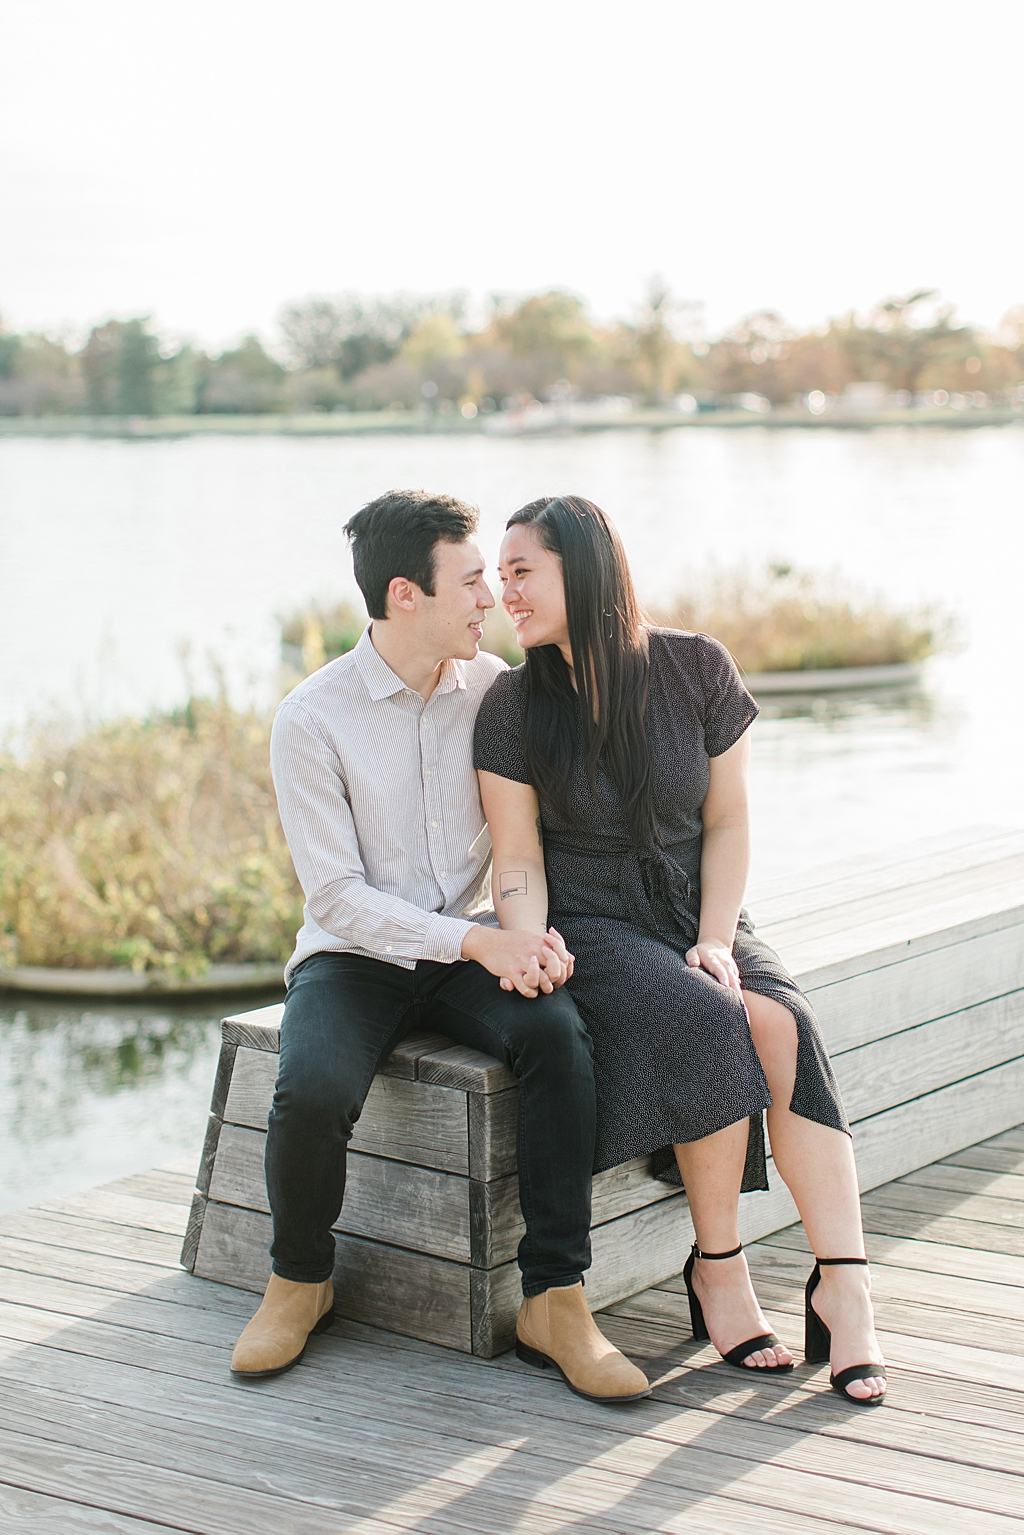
231,490,886,1408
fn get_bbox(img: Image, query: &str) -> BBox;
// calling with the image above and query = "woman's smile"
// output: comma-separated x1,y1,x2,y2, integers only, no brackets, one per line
498,525,569,652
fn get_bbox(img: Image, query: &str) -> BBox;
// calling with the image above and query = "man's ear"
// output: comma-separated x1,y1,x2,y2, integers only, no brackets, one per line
386,575,419,615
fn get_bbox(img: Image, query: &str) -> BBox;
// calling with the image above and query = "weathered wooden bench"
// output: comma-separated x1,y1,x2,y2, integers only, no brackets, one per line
181,825,1024,1356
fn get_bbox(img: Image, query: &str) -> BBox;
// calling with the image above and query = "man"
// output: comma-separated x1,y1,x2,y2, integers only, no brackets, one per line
230,490,649,1404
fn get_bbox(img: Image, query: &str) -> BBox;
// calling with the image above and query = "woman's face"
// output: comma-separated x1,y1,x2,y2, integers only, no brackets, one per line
498,524,569,652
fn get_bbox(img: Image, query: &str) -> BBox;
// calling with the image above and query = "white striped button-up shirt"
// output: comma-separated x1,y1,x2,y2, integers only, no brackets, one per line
271,625,507,982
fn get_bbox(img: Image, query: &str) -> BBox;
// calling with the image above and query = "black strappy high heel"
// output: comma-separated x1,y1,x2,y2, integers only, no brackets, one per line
682,1242,794,1372
805,1258,887,1404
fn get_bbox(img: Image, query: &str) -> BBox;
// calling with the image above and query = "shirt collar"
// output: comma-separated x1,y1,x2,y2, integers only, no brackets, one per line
355,624,467,702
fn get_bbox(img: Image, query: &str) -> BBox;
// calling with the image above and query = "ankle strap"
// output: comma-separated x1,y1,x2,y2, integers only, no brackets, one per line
691,1242,743,1260
816,1256,868,1265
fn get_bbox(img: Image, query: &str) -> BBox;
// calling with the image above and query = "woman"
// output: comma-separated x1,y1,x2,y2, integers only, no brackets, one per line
474,495,886,1405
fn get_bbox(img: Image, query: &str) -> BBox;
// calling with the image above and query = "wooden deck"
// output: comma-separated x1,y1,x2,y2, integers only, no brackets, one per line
1,1127,1022,1532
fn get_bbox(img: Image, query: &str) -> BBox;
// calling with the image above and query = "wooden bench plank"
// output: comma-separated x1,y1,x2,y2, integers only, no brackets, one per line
746,825,1017,905
207,1126,480,1264
417,1044,516,1094
831,991,1024,1124
749,828,1024,924
222,1046,473,1173
761,851,1024,949
773,886,1024,985
807,921,1024,1055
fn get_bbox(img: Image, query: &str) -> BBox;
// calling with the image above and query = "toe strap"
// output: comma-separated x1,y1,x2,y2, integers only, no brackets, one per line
723,1333,786,1368
830,1363,887,1396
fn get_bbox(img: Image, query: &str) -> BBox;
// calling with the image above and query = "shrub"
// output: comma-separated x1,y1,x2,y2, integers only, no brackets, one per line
0,698,302,974
650,565,954,673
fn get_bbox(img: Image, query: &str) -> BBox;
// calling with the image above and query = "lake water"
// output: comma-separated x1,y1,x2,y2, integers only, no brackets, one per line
2,424,1023,1211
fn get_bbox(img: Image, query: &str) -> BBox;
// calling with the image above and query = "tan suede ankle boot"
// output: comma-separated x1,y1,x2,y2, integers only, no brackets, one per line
516,1282,650,1403
231,1274,335,1378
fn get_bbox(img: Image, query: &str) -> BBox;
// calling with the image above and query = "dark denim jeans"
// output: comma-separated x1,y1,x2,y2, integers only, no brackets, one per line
265,950,596,1296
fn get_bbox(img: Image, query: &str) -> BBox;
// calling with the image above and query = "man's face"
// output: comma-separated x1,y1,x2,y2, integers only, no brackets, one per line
419,538,495,660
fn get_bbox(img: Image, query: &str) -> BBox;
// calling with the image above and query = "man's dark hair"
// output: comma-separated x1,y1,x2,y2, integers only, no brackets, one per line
344,490,480,619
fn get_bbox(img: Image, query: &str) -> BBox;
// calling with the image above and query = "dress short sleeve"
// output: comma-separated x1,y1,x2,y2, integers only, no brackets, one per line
473,667,532,784
696,634,759,757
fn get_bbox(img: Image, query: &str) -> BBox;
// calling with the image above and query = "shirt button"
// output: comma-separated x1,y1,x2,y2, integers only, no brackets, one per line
439,871,447,878
426,770,433,777
431,820,437,828
385,944,392,953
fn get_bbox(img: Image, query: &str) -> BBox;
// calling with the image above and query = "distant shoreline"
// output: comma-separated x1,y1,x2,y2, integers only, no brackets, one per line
0,406,1021,439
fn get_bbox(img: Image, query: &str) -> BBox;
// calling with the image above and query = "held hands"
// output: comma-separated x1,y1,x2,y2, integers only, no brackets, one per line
463,925,575,998
685,938,742,993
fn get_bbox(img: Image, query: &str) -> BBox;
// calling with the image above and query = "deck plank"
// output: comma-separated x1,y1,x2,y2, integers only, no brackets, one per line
4,1118,1024,1532
0,1483,186,1534
2,1359,1020,1535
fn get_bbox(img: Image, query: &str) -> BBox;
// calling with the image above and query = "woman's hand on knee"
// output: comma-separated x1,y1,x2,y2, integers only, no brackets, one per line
685,939,742,993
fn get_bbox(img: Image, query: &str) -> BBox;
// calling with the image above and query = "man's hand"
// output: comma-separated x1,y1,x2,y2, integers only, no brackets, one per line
685,938,742,993
462,926,575,997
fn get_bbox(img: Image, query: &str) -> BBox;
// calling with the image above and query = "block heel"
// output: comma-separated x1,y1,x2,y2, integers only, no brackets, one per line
804,1258,887,1405
515,1338,551,1370
312,1304,336,1335
682,1242,793,1373
803,1267,831,1364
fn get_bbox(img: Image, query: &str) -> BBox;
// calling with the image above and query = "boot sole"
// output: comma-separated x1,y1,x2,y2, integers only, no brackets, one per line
515,1338,651,1404
231,1304,336,1380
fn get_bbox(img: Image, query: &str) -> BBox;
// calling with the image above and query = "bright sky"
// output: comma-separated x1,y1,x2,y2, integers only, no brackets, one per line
2,0,1021,349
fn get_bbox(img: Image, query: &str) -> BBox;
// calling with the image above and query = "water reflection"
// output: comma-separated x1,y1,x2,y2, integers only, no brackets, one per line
0,990,282,1213
756,682,938,724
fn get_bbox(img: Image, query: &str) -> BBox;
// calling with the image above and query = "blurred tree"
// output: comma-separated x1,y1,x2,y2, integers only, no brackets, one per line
626,278,701,402
706,311,796,402
839,290,973,394
155,344,203,414
489,290,595,382
279,293,465,380
200,335,285,413
0,323,20,379
284,366,348,412
0,326,84,414
400,311,465,370
81,319,163,414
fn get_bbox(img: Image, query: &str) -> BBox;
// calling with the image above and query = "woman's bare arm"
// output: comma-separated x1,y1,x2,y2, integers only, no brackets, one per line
688,730,751,992
478,770,550,935
474,770,574,991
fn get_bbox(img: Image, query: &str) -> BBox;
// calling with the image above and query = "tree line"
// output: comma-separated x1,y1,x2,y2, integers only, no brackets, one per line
1,284,1022,417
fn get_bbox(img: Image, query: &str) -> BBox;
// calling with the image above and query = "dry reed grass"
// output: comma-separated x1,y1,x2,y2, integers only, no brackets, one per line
2,573,951,974
650,566,954,674
0,696,302,974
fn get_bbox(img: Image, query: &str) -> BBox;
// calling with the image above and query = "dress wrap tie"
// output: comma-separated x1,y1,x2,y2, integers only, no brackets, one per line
624,845,699,953
546,838,700,954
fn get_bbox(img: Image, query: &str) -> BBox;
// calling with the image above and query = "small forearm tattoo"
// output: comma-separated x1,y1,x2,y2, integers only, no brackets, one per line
535,817,543,846
499,871,528,900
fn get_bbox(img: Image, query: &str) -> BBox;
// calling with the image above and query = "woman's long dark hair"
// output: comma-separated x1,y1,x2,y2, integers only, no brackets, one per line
507,495,656,848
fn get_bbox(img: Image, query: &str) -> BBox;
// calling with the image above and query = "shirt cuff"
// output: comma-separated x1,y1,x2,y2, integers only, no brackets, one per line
422,913,475,964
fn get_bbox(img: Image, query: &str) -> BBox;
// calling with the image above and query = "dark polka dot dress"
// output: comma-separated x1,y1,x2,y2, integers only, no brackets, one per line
473,629,849,1190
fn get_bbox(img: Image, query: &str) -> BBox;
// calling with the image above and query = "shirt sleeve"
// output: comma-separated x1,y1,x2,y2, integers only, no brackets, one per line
271,702,473,964
695,634,760,757
473,668,532,784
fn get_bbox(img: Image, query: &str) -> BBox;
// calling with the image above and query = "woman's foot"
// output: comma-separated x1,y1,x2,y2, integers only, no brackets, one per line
810,1264,885,1401
691,1251,793,1369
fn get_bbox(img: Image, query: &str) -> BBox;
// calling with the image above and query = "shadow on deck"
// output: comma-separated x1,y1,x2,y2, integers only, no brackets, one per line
0,1124,1023,1533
